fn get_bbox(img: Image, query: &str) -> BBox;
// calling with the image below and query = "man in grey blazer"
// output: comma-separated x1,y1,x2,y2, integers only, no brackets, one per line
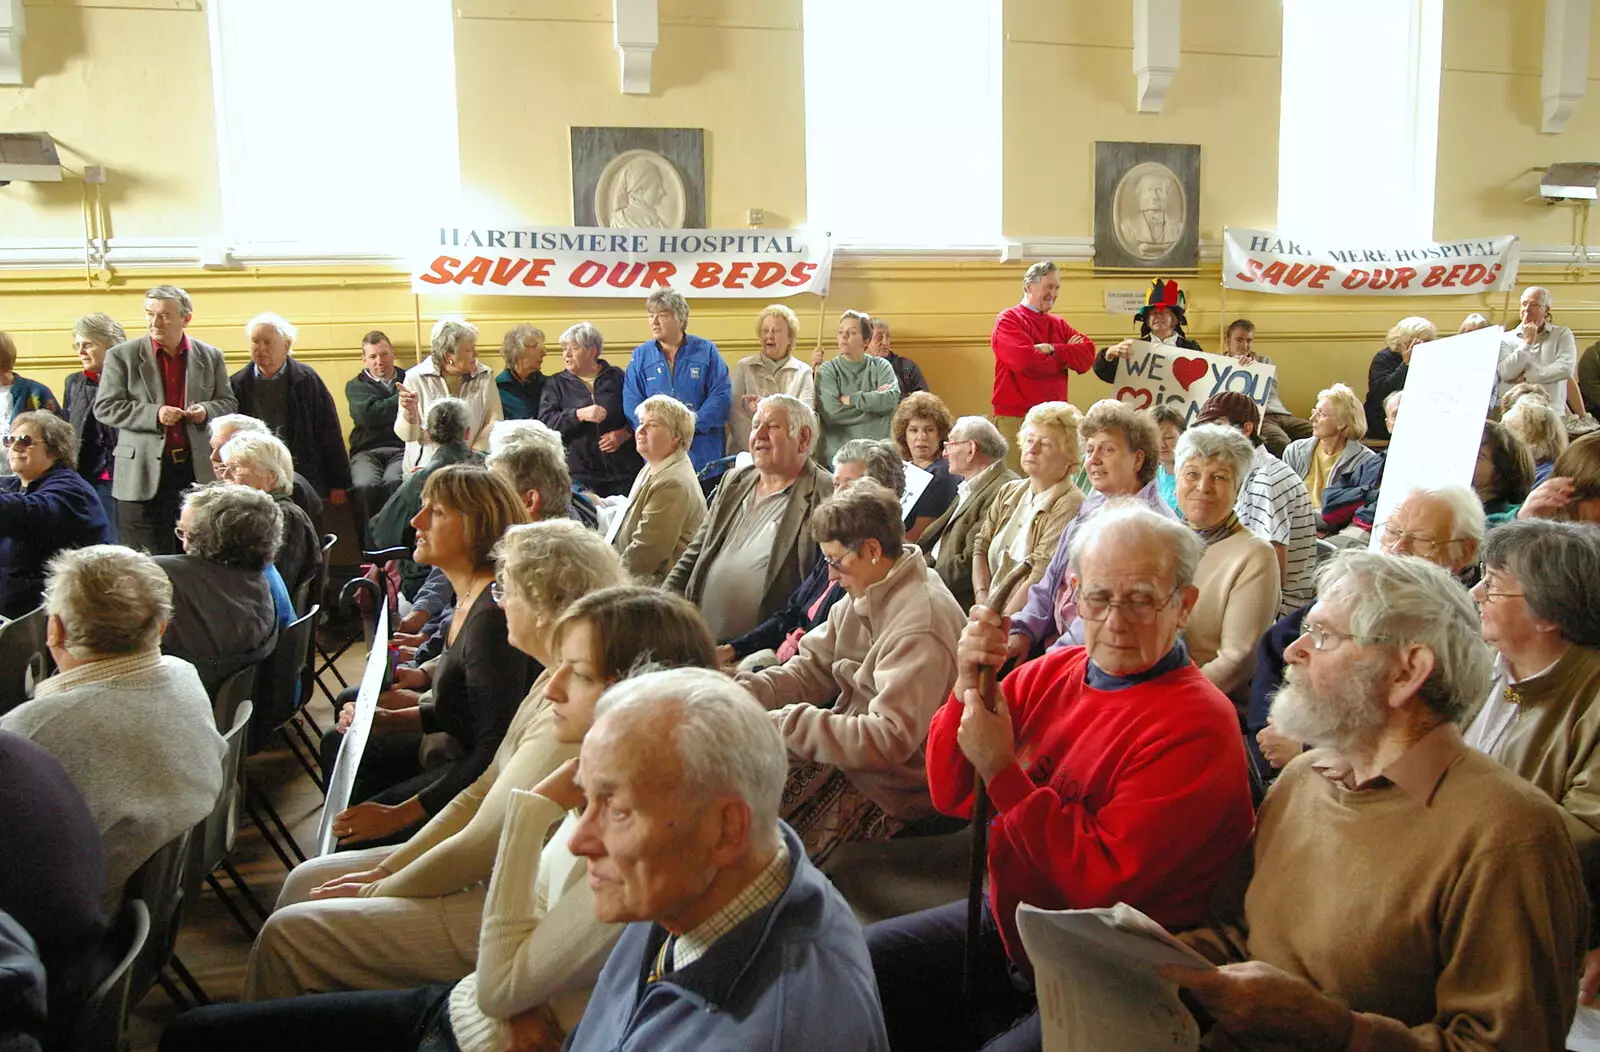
917,416,1018,611
93,285,236,554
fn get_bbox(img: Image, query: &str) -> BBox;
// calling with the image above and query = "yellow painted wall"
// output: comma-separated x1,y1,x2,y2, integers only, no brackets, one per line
0,0,1596,438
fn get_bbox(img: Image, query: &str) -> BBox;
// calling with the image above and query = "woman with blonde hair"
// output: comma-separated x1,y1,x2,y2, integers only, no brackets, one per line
727,304,814,453
396,318,503,471
610,394,707,583
736,481,965,862
1365,315,1435,440
1283,382,1380,531
890,390,958,541
174,578,722,1050
1504,399,1569,484
971,401,1084,614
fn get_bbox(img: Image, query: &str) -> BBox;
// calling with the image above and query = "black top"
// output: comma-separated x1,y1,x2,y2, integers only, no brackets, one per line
229,358,354,494
64,371,117,484
884,352,929,400
725,555,844,658
0,731,112,1048
905,458,960,529
1364,346,1407,441
276,494,321,599
538,362,644,491
415,586,534,814
345,366,408,455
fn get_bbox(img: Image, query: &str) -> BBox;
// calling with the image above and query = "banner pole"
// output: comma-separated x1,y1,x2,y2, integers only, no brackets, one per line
1218,279,1228,347
413,294,425,365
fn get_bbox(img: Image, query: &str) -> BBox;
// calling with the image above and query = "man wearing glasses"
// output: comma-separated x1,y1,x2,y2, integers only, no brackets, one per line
865,502,1254,1050
1252,485,1485,775
1162,550,1585,1049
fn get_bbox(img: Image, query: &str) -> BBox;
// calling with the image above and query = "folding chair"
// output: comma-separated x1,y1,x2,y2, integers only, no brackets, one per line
314,545,409,699
184,700,269,940
64,899,150,1052
245,605,320,865
0,605,49,717
124,827,202,1010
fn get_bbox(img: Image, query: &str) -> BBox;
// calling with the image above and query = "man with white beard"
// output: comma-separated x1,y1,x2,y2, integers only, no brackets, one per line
1158,551,1588,1050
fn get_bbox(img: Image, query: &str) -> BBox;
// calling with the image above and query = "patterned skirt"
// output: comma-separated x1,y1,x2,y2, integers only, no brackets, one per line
782,759,903,867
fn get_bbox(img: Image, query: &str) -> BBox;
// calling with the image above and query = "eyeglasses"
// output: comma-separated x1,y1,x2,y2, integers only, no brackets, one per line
1078,587,1180,624
490,581,506,606
2,435,35,450
1299,622,1363,651
821,549,856,571
1380,524,1465,557
1471,579,1525,604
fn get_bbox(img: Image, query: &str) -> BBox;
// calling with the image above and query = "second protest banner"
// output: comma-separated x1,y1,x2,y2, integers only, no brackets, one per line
1111,342,1276,425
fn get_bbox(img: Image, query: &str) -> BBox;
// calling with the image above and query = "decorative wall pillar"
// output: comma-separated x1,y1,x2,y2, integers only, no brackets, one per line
0,0,26,87
1542,0,1591,133
614,0,658,96
1133,0,1180,114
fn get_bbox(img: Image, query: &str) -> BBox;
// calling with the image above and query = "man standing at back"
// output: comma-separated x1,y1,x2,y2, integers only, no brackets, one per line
94,285,236,554
989,261,1095,473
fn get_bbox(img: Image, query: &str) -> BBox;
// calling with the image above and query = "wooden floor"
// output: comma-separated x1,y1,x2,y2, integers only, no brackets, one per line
127,641,363,1051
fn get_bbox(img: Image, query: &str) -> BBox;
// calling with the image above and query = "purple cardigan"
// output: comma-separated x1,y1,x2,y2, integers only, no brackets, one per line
1008,480,1179,652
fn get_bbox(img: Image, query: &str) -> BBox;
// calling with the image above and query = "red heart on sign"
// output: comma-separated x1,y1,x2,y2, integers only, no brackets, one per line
1115,386,1153,410
1172,357,1209,392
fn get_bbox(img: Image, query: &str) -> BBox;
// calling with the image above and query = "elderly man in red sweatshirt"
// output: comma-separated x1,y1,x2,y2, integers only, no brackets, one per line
989,261,1096,472
865,502,1255,1051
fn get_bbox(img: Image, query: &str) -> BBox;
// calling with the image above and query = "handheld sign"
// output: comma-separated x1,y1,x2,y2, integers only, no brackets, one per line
1111,342,1277,427
1366,326,1504,548
316,602,390,856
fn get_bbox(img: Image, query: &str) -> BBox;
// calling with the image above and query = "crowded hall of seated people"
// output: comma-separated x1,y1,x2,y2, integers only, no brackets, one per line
8,8,1600,1049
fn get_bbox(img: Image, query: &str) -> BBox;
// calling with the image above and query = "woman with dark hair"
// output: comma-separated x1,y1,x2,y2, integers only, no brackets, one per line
1093,279,1203,381
188,578,720,1043
737,481,965,862
1476,420,1536,526
891,390,959,542
0,411,112,617
1522,431,1600,523
815,310,899,463
320,464,531,850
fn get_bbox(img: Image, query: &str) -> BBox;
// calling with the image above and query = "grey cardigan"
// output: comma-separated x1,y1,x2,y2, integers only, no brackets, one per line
1281,437,1380,483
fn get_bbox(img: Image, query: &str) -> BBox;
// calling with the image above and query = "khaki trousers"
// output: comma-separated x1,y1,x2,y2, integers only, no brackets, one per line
242,847,485,1002
993,414,1024,474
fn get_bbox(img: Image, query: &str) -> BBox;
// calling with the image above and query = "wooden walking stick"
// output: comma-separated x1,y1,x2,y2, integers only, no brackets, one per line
963,559,1034,1033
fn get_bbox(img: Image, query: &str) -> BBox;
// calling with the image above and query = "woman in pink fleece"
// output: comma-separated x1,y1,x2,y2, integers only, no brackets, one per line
735,480,967,863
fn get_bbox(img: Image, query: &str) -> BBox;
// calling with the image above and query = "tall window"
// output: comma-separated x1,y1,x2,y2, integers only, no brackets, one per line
208,0,460,255
803,0,1002,248
1277,0,1442,241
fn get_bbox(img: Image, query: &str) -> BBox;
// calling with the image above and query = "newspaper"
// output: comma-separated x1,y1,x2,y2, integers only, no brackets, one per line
1016,902,1210,1052
1570,1004,1600,1052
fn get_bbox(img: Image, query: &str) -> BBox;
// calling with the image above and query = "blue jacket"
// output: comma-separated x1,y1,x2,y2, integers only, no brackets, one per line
496,368,545,421
621,335,733,475
0,465,113,618
565,822,889,1052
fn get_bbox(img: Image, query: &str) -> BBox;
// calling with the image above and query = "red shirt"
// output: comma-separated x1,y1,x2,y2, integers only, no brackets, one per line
154,335,190,453
925,645,1254,970
989,303,1095,416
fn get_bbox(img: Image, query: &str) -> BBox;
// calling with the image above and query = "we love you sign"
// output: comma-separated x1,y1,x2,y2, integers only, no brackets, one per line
1110,343,1277,425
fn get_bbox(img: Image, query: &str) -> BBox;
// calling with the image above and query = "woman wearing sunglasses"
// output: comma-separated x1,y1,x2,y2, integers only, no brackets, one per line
0,411,112,618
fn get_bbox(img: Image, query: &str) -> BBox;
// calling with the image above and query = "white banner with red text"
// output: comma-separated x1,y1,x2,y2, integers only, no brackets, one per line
412,225,832,298
1222,227,1520,296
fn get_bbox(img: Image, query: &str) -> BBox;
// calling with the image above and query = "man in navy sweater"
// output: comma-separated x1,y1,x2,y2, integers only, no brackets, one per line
564,668,888,1052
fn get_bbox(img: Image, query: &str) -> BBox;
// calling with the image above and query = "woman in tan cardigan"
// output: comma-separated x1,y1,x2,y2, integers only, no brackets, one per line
735,481,966,863
609,394,708,584
1173,424,1281,698
971,400,1085,613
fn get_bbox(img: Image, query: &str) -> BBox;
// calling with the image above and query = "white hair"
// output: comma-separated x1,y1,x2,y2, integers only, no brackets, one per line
594,668,786,849
1023,261,1058,289
490,418,564,457
1316,550,1493,724
208,413,268,441
756,393,817,445
1068,500,1202,589
220,429,294,494
560,321,604,353
951,415,1007,461
245,311,298,345
1383,390,1403,415
1173,423,1255,500
1523,286,1552,309
1403,484,1487,547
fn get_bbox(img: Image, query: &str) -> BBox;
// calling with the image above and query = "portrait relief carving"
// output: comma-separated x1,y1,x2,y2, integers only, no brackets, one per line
571,128,706,229
1093,142,1200,270
595,149,688,229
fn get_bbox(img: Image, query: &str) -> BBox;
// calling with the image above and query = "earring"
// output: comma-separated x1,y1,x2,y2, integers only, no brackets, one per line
871,556,879,565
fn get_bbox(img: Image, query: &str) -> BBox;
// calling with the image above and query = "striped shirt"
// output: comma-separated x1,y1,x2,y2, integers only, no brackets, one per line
1237,444,1317,616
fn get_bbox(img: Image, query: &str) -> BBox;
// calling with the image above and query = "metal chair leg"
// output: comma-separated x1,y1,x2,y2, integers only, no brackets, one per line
280,726,324,791
247,785,307,864
243,798,298,871
168,956,211,1005
206,872,259,940
221,858,272,921
154,969,192,1011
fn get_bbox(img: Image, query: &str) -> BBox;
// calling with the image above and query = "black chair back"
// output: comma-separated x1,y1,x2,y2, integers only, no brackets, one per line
0,605,49,717
64,898,150,1052
209,664,255,731
249,605,318,751
122,826,193,1006
185,700,253,903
